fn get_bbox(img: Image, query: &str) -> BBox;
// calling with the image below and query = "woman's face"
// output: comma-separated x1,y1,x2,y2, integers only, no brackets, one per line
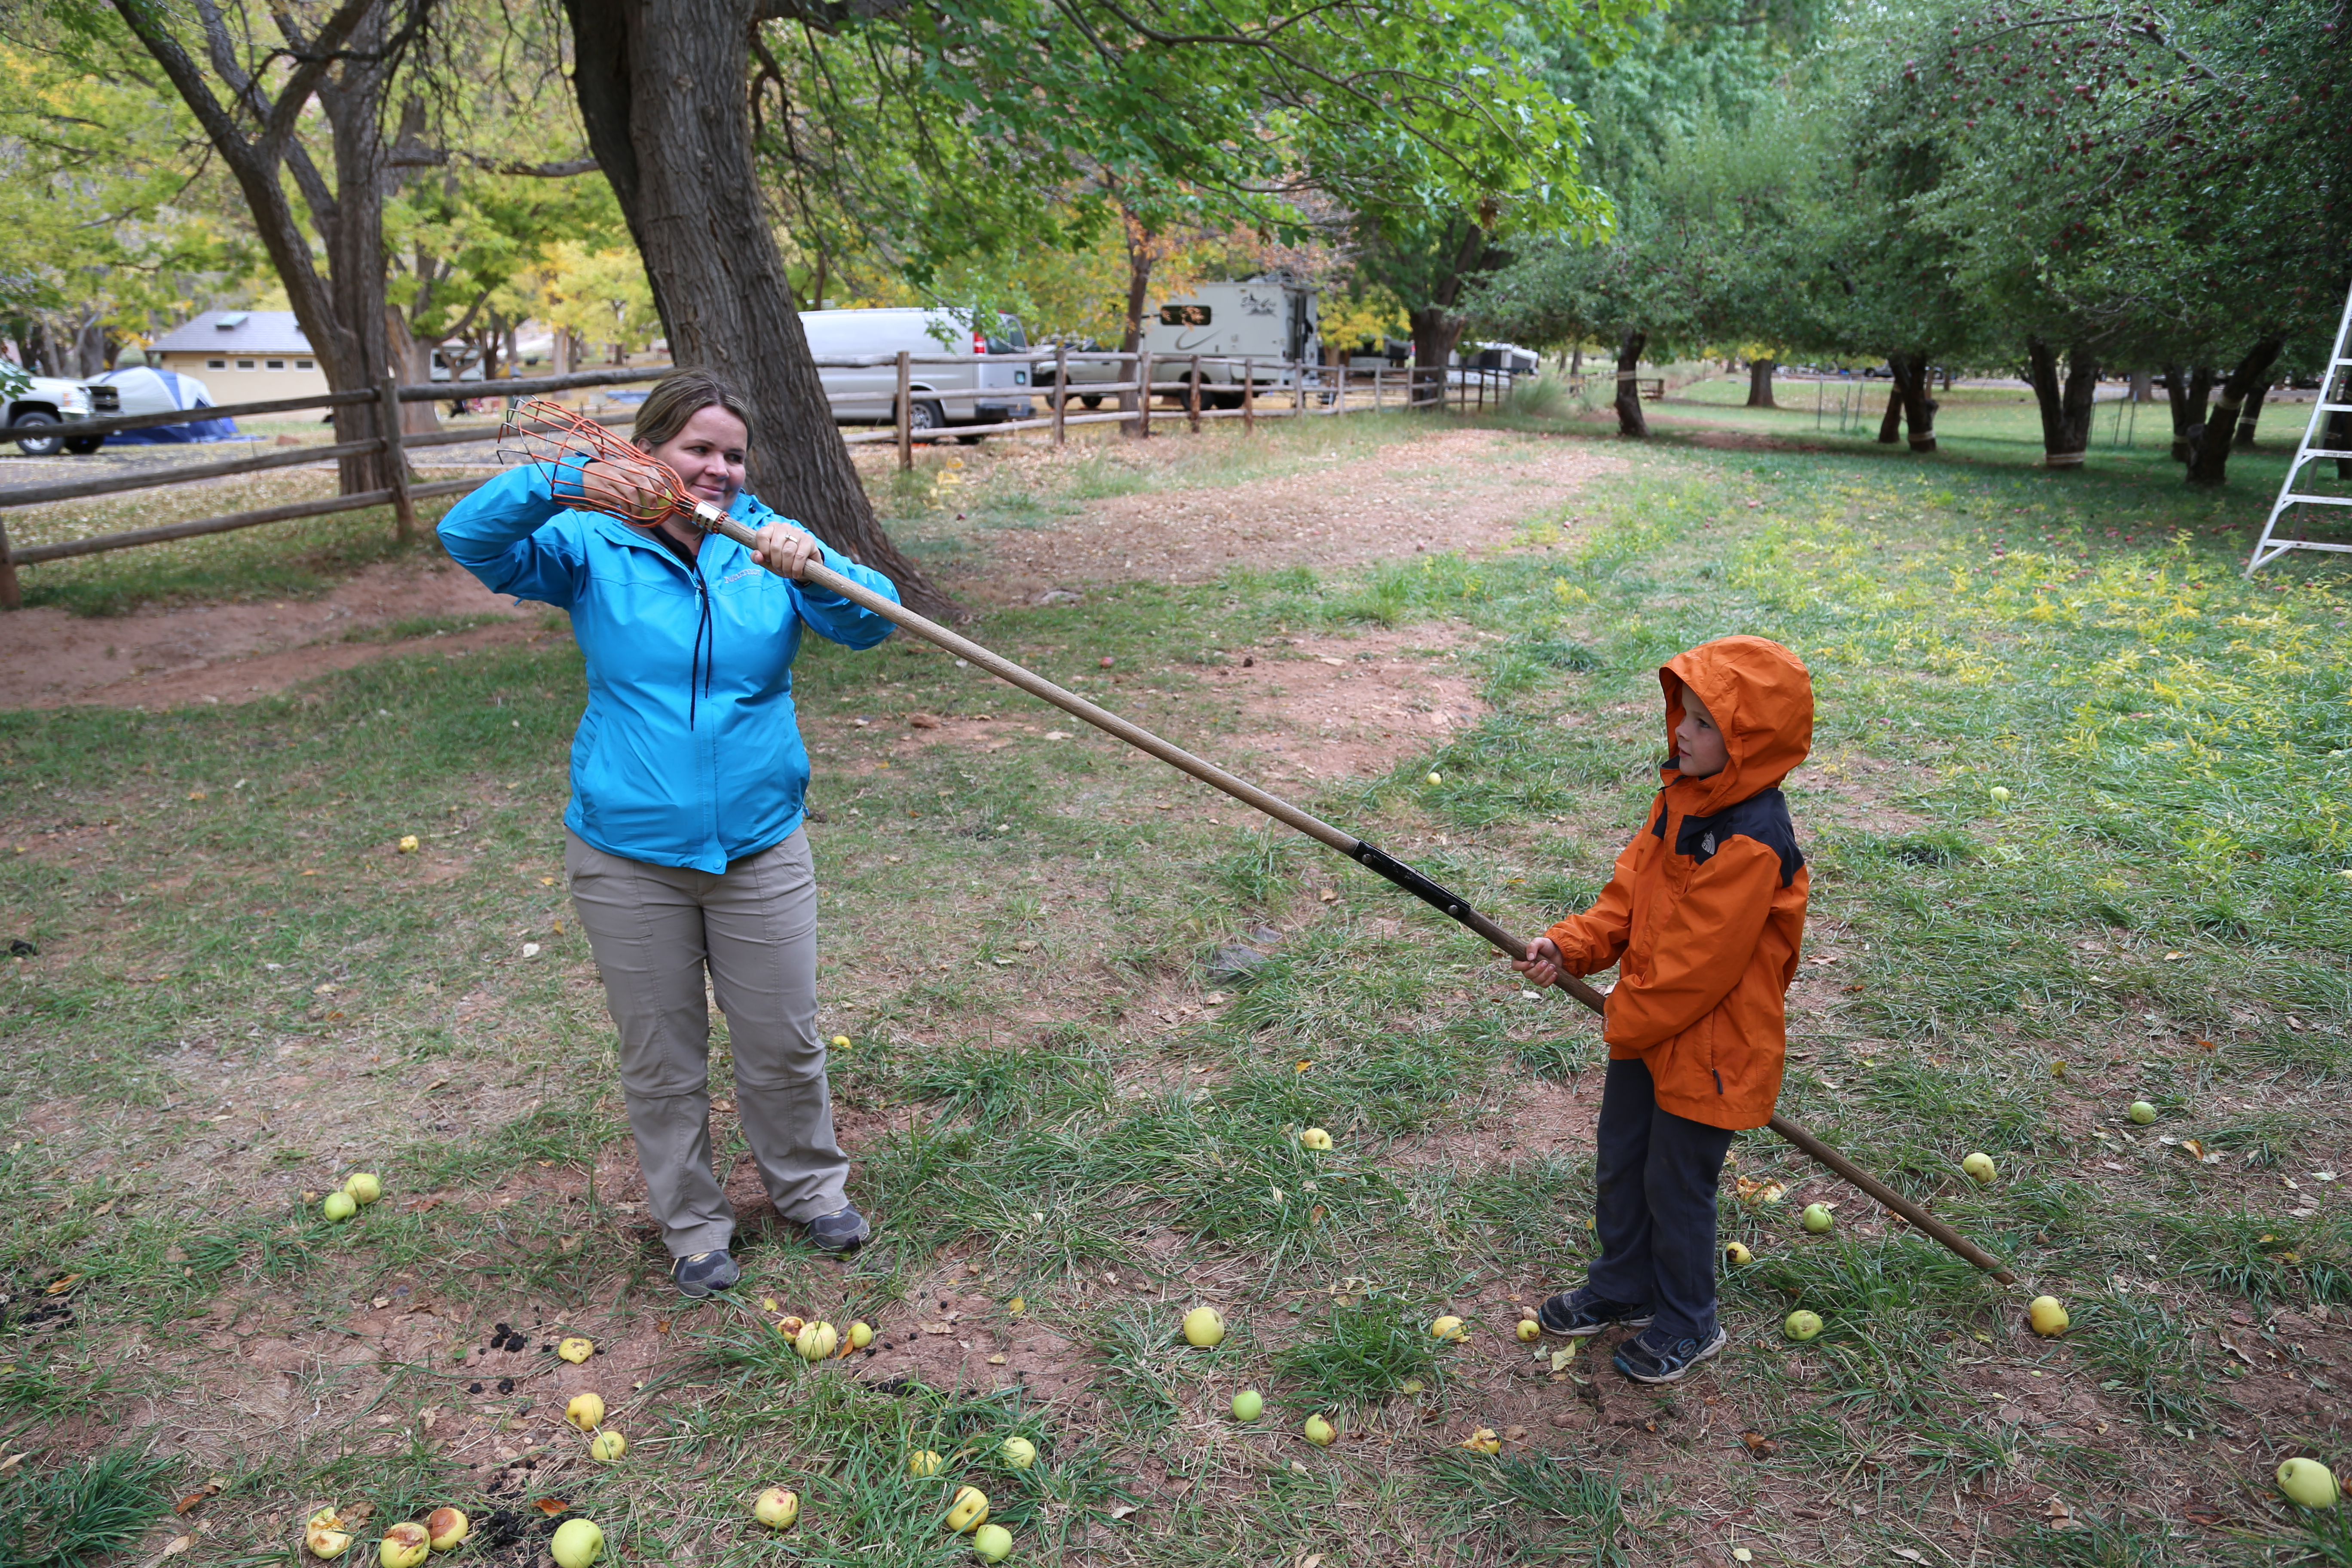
640,404,749,510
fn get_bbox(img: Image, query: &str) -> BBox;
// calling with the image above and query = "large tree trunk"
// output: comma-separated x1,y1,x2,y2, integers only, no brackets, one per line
1881,352,1937,451
1117,214,1154,429
562,0,949,615
2233,378,2272,449
2162,365,2213,463
1407,305,1464,410
1745,357,1776,408
2128,368,2154,404
1612,330,1648,437
2025,337,2099,468
2187,338,2284,488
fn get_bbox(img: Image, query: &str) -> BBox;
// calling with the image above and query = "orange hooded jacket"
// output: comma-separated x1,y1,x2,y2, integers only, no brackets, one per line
1544,636,1813,1131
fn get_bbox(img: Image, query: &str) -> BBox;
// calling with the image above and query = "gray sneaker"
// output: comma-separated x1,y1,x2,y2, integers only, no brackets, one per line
671,1250,740,1298
805,1205,870,1253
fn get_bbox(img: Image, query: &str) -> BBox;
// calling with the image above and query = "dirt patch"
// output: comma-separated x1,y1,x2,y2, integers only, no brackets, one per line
1,556,535,708
971,427,1620,601
815,624,1487,786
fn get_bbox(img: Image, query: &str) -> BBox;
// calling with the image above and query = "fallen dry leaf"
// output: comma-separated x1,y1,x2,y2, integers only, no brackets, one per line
533,1498,569,1517
43,1274,80,1295
172,1478,224,1515
160,1536,193,1558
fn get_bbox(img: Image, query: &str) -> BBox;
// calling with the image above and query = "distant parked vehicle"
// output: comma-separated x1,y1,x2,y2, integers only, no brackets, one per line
798,309,1035,436
5,371,116,455
1139,276,1323,407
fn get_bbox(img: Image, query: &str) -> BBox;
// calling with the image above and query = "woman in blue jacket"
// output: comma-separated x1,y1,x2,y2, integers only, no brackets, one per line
438,370,898,1297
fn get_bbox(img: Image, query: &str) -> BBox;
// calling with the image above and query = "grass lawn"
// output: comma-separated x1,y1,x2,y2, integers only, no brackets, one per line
2,404,2349,1567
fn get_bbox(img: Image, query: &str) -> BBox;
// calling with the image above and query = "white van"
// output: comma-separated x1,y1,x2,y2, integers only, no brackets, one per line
798,309,1035,435
1139,277,1321,405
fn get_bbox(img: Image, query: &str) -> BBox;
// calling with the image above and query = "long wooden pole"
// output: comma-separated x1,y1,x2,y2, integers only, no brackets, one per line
687,502,2015,1286
895,351,913,472
1052,343,1067,447
378,372,417,542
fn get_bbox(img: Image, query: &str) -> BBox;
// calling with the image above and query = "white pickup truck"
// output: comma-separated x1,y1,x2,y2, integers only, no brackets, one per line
4,370,117,456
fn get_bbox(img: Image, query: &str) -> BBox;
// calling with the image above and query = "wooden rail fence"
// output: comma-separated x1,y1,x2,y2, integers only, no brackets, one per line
0,353,1524,609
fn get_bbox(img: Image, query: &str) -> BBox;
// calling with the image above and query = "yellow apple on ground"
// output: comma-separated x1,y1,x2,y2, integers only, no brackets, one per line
549,1518,603,1568
971,1523,1014,1562
589,1429,626,1463
424,1508,468,1552
1427,773,1442,785
753,1487,800,1528
946,1486,989,1533
1462,1428,1501,1455
2128,1101,2157,1125
1989,786,2010,802
2277,1457,2340,1509
306,1508,353,1559
557,1337,594,1364
1231,1389,1263,1421
1298,1127,1332,1151
322,1191,357,1222
343,1173,383,1204
565,1393,605,1431
795,1321,839,1361
831,1035,851,1048
1801,1203,1834,1233
1516,1320,1541,1343
1182,1306,1227,1347
909,1449,943,1477
379,1524,430,1568
1429,1315,1466,1342
2028,1296,2069,1336
1724,1241,1753,1266
1961,1152,1997,1184
1784,1310,1823,1341
998,1437,1037,1469
848,1321,874,1349
398,835,420,853
1303,1414,1337,1446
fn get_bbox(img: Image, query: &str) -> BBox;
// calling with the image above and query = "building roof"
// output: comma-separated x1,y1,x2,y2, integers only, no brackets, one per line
151,311,312,355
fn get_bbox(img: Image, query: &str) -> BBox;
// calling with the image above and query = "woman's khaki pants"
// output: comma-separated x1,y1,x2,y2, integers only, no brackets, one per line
565,827,848,1259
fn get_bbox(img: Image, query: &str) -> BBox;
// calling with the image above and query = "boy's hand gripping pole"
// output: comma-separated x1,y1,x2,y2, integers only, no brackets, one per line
674,501,2017,1289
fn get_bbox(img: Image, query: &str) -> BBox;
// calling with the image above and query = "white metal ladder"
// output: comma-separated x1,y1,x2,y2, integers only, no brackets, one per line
2247,279,2352,573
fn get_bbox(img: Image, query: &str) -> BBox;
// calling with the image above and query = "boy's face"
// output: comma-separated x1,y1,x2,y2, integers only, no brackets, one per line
1674,686,1730,778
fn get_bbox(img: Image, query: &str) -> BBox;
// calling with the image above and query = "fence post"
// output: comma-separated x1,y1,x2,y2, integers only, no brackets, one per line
1293,362,1305,419
0,516,19,610
378,372,416,543
896,351,913,470
1136,350,1153,439
1373,367,1383,413
1188,354,1201,432
1052,342,1067,447
1242,358,1254,436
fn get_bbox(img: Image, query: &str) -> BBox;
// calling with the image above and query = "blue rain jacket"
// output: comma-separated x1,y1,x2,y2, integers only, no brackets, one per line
437,463,898,871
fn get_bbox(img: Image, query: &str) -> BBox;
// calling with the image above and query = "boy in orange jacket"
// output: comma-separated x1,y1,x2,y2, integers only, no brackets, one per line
1515,635,1813,1384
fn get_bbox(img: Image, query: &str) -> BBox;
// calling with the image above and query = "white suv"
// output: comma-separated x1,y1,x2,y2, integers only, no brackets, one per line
5,371,116,456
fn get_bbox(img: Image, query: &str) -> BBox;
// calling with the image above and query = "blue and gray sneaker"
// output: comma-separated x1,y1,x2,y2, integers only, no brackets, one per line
805,1204,870,1253
1611,1325,1729,1384
1537,1289,1655,1337
671,1250,740,1298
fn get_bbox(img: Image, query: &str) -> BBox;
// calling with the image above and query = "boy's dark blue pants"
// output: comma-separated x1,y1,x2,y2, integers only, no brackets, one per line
1582,1056,1736,1344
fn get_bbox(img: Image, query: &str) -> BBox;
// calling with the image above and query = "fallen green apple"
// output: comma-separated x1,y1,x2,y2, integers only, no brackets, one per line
379,1523,430,1568
1989,786,2010,802
1427,772,1442,786
998,1436,1037,1469
1800,1203,1833,1234
1428,1315,1466,1342
1298,1127,1332,1151
1724,1241,1753,1267
848,1321,874,1350
795,1320,839,1361
1182,1306,1227,1348
565,1392,604,1431
1784,1310,1823,1341
1231,1389,1263,1421
343,1172,383,1205
971,1523,1014,1562
1515,1320,1541,1343
1961,1152,1997,1184
1302,1413,1337,1446
831,1035,851,1049
946,1486,989,1533
909,1450,943,1477
549,1518,603,1568
2277,1457,2340,1509
589,1429,626,1463
306,1509,353,1559
322,1191,357,1223
2027,1296,2069,1337
557,1336,594,1364
2128,1101,2157,1125
424,1508,468,1552
753,1486,799,1529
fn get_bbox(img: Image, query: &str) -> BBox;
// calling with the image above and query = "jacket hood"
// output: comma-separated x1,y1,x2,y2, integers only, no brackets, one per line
1660,636,1813,814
